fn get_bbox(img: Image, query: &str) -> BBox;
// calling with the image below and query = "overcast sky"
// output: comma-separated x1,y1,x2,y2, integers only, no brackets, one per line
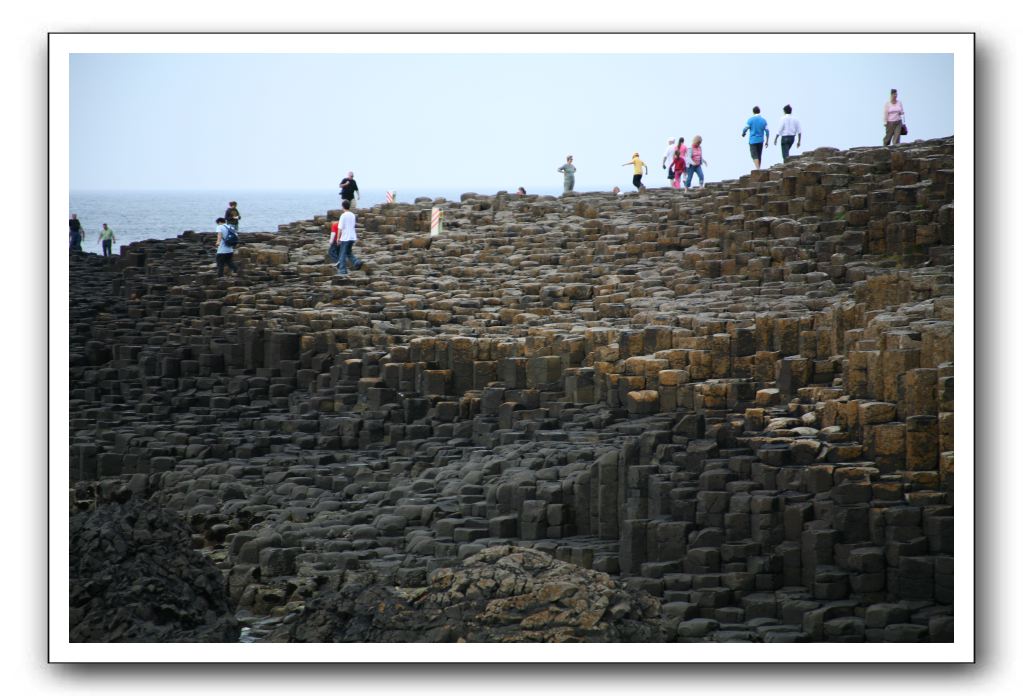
69,47,953,195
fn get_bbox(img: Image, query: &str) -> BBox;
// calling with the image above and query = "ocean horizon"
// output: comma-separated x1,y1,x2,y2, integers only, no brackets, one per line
68,186,563,253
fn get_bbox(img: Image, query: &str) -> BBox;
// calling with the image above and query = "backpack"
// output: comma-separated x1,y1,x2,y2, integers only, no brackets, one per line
223,224,239,248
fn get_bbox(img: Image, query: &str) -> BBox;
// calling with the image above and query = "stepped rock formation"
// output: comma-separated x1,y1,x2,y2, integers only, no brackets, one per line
68,137,955,643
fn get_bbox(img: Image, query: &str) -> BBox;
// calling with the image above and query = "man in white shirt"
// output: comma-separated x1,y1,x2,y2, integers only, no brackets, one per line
335,199,363,276
661,138,677,182
773,104,802,163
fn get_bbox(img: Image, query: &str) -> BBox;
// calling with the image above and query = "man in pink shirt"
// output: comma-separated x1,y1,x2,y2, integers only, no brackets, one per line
883,88,906,146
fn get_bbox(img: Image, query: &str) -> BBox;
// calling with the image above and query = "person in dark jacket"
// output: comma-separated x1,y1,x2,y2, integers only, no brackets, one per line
224,201,241,229
339,172,360,209
69,214,83,252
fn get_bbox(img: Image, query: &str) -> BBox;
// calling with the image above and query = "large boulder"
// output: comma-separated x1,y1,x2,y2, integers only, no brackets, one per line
279,545,664,642
69,498,239,642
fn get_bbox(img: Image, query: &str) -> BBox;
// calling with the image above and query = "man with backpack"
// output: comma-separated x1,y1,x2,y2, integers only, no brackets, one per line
215,217,239,277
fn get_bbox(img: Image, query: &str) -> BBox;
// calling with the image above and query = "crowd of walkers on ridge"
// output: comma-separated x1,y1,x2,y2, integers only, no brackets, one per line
547,89,907,196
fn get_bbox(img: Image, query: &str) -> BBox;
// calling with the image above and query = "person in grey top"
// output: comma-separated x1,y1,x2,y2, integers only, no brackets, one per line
557,155,576,193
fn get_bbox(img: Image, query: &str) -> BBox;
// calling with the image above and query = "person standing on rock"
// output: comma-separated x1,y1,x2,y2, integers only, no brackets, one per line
97,223,116,257
339,171,359,210
661,138,677,183
557,155,576,193
335,199,363,277
327,218,341,263
684,135,708,190
214,217,239,277
773,104,802,163
224,201,241,230
883,88,906,146
69,213,84,252
622,153,648,191
671,144,687,190
742,106,769,170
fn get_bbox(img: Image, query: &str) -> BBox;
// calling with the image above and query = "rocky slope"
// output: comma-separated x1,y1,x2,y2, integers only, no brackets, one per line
68,137,955,643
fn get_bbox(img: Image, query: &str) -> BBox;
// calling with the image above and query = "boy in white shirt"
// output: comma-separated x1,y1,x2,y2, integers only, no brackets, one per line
335,199,363,276
773,104,802,162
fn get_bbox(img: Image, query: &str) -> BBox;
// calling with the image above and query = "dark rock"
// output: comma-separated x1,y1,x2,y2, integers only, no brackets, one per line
69,498,239,642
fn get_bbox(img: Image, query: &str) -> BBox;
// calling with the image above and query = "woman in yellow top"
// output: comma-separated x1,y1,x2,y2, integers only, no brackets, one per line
621,153,648,191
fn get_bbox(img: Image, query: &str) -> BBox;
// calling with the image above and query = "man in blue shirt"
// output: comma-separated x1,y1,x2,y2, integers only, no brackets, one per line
741,106,770,170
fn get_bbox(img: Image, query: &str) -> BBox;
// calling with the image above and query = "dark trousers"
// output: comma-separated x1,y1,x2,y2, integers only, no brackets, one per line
216,252,238,276
101,240,113,256
780,135,795,162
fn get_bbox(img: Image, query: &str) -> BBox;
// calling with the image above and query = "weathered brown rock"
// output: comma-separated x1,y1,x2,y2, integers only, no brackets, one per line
278,545,663,642
68,137,956,643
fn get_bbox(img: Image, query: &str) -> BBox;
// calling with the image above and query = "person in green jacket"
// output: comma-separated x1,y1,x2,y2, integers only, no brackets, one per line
97,223,116,257
557,155,577,193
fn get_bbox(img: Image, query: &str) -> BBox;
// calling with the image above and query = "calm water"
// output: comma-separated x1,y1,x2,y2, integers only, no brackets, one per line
68,187,556,253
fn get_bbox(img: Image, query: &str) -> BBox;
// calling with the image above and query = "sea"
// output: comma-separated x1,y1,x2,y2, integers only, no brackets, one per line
68,187,559,253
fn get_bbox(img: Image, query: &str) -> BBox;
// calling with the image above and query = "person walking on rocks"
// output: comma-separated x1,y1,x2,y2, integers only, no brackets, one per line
214,217,239,277
883,88,906,146
661,138,677,183
335,199,363,277
69,213,84,252
339,171,360,209
742,106,769,170
327,218,341,263
224,201,241,229
97,223,116,257
557,155,577,193
671,138,688,189
684,135,708,190
622,153,648,191
773,104,802,163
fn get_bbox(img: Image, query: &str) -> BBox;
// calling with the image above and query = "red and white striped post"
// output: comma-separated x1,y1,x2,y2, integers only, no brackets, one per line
386,191,395,204
430,207,443,237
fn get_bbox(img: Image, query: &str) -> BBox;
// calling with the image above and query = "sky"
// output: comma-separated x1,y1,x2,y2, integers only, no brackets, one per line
69,48,954,195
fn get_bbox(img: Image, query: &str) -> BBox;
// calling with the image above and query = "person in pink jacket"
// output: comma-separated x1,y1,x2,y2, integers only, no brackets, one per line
671,139,687,189
883,88,906,146
683,136,708,190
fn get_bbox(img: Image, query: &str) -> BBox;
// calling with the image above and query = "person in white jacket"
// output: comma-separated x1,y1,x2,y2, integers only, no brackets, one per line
773,105,802,162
